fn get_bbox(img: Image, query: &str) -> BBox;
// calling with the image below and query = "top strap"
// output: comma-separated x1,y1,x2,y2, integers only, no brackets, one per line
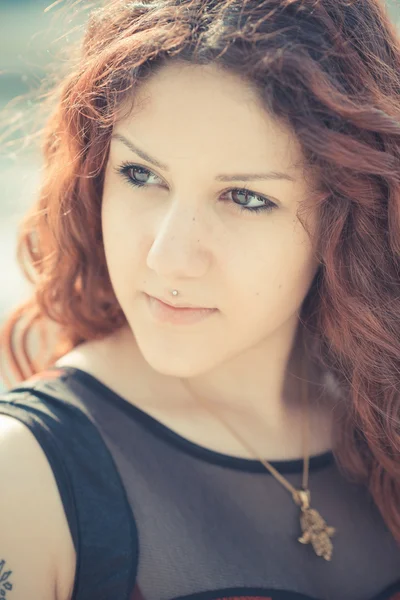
0,369,139,600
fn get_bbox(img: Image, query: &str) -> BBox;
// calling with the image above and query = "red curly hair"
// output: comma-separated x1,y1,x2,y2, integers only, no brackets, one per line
1,0,400,542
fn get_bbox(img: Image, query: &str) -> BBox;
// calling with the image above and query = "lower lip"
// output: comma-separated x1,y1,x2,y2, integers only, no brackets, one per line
144,294,217,325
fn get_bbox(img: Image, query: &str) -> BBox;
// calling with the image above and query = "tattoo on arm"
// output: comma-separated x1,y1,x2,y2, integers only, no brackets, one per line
0,559,14,597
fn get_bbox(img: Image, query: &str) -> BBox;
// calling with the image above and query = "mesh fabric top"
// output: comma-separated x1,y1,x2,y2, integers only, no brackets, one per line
0,367,399,600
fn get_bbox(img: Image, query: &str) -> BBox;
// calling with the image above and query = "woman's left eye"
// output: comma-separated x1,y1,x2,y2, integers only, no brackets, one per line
223,188,278,214
116,163,278,215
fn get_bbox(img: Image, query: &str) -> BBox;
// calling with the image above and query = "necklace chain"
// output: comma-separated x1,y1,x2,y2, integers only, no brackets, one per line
184,354,310,503
179,347,336,560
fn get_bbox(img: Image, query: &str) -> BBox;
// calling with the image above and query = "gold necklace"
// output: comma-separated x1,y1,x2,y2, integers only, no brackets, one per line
181,355,336,561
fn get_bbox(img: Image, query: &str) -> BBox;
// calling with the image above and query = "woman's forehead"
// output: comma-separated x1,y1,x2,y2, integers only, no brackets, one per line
112,64,304,174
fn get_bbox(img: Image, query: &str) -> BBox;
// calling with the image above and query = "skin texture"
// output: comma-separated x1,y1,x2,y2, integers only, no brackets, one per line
61,61,332,460
0,414,76,600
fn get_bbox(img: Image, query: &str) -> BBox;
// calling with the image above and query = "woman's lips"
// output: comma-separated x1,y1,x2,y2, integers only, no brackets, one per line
144,293,217,325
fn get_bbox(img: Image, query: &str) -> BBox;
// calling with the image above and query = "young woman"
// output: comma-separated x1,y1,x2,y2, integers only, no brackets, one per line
1,0,399,598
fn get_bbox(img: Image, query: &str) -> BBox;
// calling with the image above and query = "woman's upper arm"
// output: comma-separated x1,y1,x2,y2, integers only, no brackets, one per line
0,414,76,600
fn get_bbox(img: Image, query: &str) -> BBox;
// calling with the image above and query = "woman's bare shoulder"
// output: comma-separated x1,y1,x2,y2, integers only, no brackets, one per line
0,414,76,600
54,328,156,406
55,330,126,375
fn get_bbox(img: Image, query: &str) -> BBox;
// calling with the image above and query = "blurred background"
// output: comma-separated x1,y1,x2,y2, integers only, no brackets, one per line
0,0,399,389
1,0,87,317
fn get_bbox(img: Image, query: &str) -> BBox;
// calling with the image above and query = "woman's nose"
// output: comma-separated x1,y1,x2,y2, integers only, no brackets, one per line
146,205,211,280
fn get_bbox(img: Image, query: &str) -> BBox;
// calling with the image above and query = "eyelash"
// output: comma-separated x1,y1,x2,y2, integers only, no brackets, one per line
114,162,278,215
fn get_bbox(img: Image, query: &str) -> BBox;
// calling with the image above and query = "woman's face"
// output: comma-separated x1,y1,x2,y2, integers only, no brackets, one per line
102,62,320,377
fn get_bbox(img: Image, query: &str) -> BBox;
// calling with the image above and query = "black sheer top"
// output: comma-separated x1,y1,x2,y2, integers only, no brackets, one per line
0,367,399,600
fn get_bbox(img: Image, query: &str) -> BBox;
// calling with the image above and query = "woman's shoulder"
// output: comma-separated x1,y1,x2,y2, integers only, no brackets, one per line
53,329,141,396
0,357,138,599
54,336,114,374
0,414,76,600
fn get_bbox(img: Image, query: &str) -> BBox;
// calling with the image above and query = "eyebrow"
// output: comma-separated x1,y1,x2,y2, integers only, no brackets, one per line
111,133,296,182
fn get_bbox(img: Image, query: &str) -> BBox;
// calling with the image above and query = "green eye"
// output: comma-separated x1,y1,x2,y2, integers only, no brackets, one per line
225,188,278,214
117,163,163,188
115,162,278,216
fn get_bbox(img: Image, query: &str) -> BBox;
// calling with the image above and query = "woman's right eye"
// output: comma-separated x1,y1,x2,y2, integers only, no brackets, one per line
116,162,164,188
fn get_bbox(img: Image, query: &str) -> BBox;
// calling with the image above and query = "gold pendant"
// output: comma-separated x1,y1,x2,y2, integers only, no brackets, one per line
295,490,336,561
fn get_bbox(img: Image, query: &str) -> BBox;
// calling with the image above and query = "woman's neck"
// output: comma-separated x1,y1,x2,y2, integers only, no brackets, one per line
57,324,335,460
